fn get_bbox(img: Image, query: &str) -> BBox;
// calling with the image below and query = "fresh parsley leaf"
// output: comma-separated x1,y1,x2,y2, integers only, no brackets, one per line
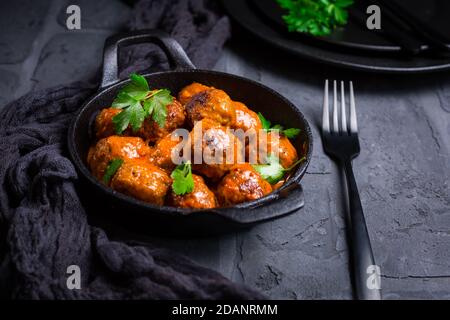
152,104,168,128
122,73,150,100
271,124,283,131
257,112,301,139
130,73,149,90
171,162,195,195
112,107,132,134
277,0,354,37
252,154,286,184
282,127,301,138
257,112,271,130
102,158,124,184
112,100,146,134
252,154,305,184
110,73,174,134
111,91,135,109
146,89,172,128
127,100,146,132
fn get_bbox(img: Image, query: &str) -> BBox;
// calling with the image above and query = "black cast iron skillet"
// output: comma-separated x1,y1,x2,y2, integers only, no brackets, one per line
68,30,313,236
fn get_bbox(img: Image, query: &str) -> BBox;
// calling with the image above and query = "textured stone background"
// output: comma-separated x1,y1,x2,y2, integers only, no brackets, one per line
1,0,449,299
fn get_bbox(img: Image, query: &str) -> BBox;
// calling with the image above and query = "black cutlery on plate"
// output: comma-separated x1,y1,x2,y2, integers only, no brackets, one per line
350,5,423,55
375,0,450,55
321,80,381,300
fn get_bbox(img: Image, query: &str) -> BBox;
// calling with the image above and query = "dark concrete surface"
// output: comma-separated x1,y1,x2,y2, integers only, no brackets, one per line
1,0,449,299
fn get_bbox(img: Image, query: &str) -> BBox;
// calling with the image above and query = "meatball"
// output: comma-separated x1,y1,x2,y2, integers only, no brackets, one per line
190,119,245,181
258,131,298,168
185,89,236,127
178,82,210,105
232,101,262,132
110,158,171,205
87,136,151,180
148,133,184,172
216,164,272,205
95,108,121,139
138,98,186,143
167,174,217,209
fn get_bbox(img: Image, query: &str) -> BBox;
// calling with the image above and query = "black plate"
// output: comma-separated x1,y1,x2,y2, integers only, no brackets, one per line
223,0,450,73
251,0,400,52
68,30,313,236
251,0,450,53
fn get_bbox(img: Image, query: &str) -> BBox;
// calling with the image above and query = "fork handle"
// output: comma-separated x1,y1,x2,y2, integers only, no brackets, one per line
343,160,382,300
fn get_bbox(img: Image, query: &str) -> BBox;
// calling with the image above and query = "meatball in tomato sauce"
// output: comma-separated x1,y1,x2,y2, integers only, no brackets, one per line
190,119,245,181
185,89,236,127
168,174,217,209
138,99,186,143
258,131,298,169
87,136,151,180
232,101,262,132
149,133,185,173
111,158,171,205
95,108,122,139
178,82,210,105
216,163,272,206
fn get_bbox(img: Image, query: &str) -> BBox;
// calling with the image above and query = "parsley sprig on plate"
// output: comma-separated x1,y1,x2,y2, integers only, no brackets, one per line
253,154,305,184
277,0,354,36
257,112,301,138
171,162,195,195
111,73,173,134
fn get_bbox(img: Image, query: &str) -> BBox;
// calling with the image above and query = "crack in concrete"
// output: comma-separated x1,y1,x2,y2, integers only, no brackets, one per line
436,84,450,113
407,96,443,154
426,228,450,236
235,234,245,283
294,218,329,240
424,116,441,151
266,265,282,285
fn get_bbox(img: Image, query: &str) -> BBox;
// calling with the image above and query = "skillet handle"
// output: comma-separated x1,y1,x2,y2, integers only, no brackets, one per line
212,181,305,224
100,29,195,89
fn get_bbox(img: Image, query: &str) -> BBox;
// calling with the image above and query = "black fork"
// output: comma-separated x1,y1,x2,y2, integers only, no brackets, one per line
322,80,381,300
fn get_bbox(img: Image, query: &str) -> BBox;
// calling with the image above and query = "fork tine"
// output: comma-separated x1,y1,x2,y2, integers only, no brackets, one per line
341,81,347,134
322,80,330,133
349,81,358,134
332,80,339,133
